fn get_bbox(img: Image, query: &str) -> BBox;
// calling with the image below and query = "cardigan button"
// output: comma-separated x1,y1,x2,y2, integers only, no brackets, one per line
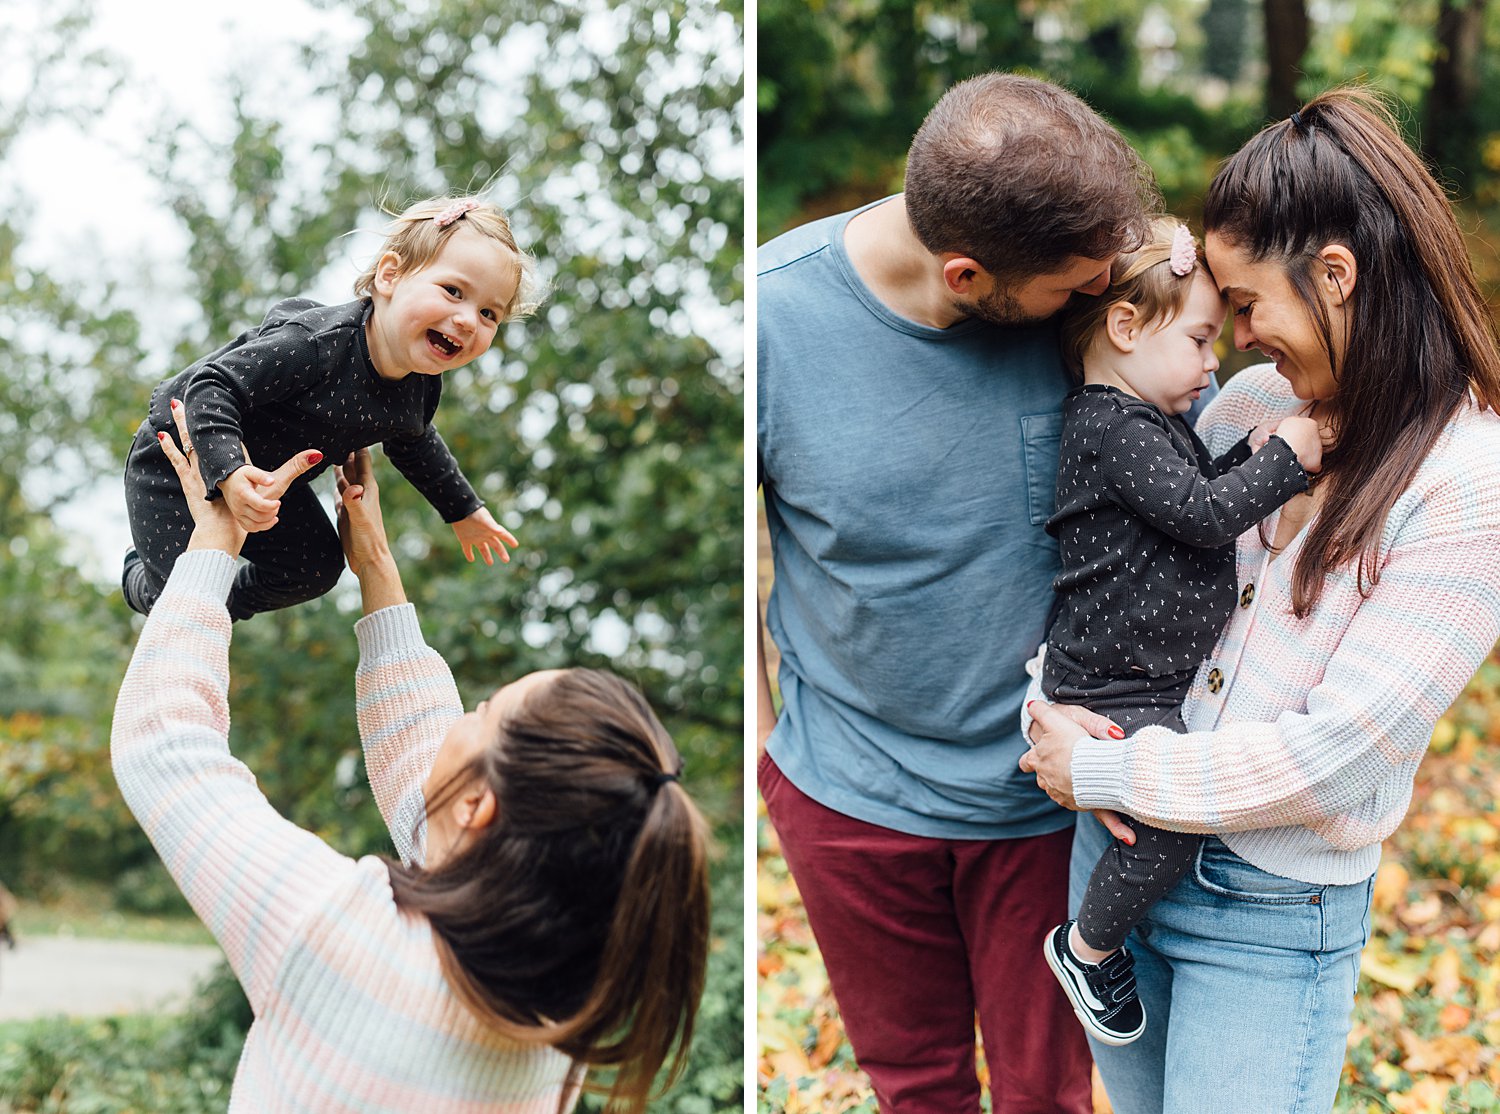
1239,583,1255,608
1207,667,1224,694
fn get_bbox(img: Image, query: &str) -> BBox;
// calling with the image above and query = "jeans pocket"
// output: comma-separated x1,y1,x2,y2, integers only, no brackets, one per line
1193,838,1325,906
1020,412,1065,526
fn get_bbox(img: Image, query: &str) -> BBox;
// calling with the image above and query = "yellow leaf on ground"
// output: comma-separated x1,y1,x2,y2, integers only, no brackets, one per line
1400,1031,1483,1077
1388,1077,1457,1113
1371,1060,1404,1091
1363,948,1423,993
1428,945,1463,1000
1476,920,1500,955
1373,989,1407,1022
1400,893,1445,929
766,1047,812,1084
1373,861,1410,913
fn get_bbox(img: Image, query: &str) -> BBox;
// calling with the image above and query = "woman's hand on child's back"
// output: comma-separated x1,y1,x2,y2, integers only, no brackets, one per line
452,507,519,566
1270,415,1323,475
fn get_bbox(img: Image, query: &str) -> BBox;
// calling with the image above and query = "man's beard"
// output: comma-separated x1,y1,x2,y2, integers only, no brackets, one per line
962,286,1080,327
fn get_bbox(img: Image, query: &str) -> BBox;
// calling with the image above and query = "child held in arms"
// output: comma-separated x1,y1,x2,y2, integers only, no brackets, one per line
1034,219,1322,1046
122,196,540,620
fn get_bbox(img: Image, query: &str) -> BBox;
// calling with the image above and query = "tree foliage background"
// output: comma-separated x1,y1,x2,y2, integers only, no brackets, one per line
0,1,743,1110
757,1,1500,1111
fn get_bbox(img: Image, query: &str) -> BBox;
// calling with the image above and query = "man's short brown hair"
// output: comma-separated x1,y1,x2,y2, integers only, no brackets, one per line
904,73,1159,283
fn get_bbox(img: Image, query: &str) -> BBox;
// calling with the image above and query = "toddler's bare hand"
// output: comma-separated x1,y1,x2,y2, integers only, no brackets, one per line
453,507,519,566
1273,415,1323,475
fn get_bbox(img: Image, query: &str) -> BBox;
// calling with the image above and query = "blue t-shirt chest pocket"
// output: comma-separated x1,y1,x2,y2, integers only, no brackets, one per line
1020,412,1065,526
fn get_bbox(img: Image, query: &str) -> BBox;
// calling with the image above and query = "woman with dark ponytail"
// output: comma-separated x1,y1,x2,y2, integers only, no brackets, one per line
113,409,710,1113
1022,87,1500,1111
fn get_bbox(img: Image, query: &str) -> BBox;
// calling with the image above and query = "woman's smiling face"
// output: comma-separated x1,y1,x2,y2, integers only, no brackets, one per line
1204,231,1349,402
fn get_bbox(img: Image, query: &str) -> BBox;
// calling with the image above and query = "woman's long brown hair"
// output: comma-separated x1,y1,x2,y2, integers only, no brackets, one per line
1203,87,1500,615
388,668,711,1113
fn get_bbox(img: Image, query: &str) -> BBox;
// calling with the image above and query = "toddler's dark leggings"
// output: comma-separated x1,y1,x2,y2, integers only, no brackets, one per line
1060,694,1201,954
122,422,344,621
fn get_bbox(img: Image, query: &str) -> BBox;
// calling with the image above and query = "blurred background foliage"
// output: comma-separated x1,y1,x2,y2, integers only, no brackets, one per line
0,0,742,1110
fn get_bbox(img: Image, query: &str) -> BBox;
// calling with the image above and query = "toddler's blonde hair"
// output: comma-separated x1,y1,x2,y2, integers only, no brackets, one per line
354,196,546,320
1059,216,1212,377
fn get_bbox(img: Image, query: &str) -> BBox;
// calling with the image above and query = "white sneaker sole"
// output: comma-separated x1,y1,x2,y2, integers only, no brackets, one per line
1041,929,1146,1047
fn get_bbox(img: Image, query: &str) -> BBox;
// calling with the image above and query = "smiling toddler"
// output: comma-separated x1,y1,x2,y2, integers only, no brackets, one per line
121,196,539,620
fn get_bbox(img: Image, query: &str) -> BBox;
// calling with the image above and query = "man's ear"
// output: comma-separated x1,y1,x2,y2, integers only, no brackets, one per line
940,254,987,296
1316,244,1356,306
372,251,405,297
1104,302,1141,353
452,784,497,833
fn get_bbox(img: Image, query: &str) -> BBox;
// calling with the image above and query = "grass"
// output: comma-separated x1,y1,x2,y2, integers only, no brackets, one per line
9,879,212,948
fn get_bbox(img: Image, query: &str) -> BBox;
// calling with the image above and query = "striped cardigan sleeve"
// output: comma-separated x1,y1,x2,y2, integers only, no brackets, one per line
1072,486,1500,841
353,604,463,868
110,548,355,1012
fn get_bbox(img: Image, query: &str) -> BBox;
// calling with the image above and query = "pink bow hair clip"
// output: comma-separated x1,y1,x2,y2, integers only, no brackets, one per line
434,200,481,228
1170,225,1196,277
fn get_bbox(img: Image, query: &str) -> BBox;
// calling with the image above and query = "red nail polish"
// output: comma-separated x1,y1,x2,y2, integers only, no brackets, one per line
307,451,323,465
1026,701,1035,711
170,399,180,410
158,431,167,442
1109,726,1125,740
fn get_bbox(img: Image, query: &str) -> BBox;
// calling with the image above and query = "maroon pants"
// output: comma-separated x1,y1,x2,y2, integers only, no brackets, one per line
761,753,1092,1114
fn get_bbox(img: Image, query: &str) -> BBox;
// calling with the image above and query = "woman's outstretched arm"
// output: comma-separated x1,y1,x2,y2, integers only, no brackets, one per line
337,449,462,867
110,409,347,1012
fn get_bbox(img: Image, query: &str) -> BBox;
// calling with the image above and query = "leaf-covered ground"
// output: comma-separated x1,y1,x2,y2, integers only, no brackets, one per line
758,653,1500,1113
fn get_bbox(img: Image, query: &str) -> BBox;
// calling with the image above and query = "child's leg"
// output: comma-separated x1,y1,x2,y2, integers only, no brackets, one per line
123,424,197,615
229,480,345,620
1075,821,1201,954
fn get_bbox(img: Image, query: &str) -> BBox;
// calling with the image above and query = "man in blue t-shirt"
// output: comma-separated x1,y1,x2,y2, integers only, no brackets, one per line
757,73,1160,1112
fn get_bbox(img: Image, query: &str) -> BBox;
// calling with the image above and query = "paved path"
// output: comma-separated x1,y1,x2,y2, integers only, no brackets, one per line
0,936,223,1020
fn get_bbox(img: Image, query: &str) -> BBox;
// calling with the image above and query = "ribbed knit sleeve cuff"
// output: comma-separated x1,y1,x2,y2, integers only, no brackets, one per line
1260,434,1311,493
162,548,238,602
354,604,426,660
1071,738,1130,811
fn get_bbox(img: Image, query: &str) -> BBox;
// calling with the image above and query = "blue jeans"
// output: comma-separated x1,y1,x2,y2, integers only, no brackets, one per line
1069,814,1375,1114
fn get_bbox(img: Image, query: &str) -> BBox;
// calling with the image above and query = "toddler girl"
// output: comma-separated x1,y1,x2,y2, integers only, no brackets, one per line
122,195,537,620
1037,218,1322,1045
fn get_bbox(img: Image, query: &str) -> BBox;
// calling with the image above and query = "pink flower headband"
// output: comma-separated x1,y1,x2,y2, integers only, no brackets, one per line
434,200,481,228
1169,224,1197,277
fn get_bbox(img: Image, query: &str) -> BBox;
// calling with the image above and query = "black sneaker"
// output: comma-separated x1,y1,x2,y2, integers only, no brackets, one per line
1042,921,1146,1046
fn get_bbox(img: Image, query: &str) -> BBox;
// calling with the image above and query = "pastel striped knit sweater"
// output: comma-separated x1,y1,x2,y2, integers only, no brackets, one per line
111,549,575,1113
1067,364,1500,885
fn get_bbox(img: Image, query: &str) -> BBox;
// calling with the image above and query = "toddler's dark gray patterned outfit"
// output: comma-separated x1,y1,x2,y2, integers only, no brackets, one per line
123,298,482,621
1045,384,1308,951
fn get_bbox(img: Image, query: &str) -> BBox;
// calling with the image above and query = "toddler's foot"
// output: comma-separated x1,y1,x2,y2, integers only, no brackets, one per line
121,548,151,616
1042,920,1145,1046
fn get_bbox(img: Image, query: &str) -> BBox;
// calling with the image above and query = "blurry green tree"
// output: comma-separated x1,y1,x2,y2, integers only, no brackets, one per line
758,0,1500,243
1,0,743,1109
